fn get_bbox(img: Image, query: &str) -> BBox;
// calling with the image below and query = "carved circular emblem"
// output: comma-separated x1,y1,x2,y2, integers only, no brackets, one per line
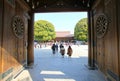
96,14,108,38
12,16,24,38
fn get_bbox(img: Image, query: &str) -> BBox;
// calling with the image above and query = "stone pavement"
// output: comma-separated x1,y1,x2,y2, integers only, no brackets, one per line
12,45,106,81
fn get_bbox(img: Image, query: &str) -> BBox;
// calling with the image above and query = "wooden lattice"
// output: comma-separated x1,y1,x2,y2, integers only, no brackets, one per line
12,16,24,38
96,14,108,38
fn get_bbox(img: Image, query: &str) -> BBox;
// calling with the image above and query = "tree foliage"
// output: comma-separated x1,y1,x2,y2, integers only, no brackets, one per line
34,20,56,42
74,18,88,41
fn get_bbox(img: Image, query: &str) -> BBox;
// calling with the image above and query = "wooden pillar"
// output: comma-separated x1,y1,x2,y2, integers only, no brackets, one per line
88,10,95,69
117,0,120,80
88,11,91,66
0,0,3,73
27,12,34,66
90,10,96,68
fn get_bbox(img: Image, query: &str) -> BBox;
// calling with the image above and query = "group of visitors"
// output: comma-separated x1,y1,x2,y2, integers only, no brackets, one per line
51,43,73,58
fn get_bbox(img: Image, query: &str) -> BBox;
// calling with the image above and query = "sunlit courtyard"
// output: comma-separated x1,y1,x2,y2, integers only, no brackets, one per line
12,45,106,81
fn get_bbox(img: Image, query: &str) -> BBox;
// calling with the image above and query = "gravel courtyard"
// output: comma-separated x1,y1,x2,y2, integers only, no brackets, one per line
12,45,106,81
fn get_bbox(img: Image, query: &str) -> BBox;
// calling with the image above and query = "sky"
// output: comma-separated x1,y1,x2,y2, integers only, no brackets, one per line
34,12,87,34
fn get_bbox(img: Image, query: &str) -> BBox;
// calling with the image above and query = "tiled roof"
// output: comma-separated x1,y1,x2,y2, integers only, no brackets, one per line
56,31,74,37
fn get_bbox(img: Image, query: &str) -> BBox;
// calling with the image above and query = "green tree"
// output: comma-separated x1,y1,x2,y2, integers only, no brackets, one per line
34,20,56,42
74,18,88,42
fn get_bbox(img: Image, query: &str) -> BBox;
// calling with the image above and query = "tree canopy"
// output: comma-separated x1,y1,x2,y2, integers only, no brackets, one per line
74,18,88,41
34,20,56,42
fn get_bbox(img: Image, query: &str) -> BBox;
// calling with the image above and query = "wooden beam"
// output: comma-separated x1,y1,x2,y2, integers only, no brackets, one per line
33,8,89,13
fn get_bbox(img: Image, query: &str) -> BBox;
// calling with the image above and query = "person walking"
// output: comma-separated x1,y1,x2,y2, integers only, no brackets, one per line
67,45,73,57
55,43,58,53
59,43,63,49
60,45,65,58
51,44,56,54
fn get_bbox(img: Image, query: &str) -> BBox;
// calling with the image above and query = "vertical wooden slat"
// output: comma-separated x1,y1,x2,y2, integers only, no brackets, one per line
0,0,3,73
117,0,120,79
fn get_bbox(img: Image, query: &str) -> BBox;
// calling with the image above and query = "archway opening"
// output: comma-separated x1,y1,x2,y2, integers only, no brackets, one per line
34,12,88,59
32,12,90,81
